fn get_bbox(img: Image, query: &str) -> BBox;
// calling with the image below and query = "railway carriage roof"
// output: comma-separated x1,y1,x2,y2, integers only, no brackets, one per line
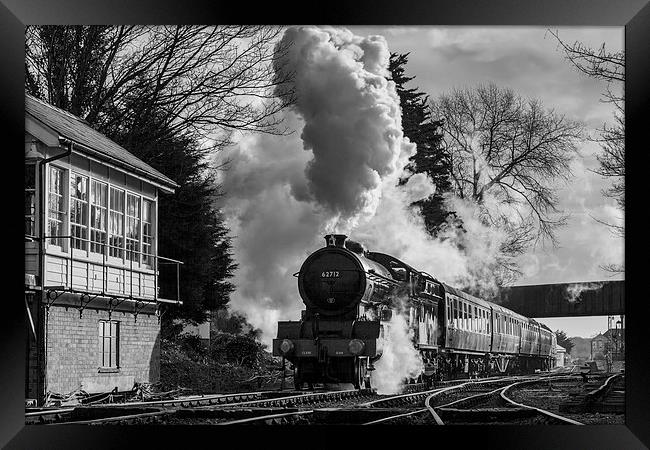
491,303,529,321
26,94,179,190
441,283,493,309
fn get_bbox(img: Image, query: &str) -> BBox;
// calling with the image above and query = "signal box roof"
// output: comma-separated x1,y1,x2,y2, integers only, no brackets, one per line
26,94,178,191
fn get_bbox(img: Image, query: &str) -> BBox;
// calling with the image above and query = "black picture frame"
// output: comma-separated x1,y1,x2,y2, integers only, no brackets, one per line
3,0,648,448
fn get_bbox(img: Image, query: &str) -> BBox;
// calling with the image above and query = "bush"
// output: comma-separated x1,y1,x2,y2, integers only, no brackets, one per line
209,332,265,368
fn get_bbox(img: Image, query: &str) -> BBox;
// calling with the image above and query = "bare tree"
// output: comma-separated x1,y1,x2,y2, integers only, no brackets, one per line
25,25,293,149
549,30,624,273
430,83,584,277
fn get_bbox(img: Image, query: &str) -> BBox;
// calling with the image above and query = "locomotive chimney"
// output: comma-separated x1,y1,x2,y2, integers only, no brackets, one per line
324,234,347,248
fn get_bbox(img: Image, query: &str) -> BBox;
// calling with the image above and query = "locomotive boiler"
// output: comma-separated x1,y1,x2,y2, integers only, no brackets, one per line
273,234,556,389
272,234,393,389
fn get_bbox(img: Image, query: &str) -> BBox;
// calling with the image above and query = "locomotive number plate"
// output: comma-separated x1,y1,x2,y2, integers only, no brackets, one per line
321,271,340,278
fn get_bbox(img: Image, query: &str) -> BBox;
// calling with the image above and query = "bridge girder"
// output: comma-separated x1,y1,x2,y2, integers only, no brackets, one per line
494,280,624,318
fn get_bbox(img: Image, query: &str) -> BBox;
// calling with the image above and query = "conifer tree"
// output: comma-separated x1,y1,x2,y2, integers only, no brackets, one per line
388,53,453,235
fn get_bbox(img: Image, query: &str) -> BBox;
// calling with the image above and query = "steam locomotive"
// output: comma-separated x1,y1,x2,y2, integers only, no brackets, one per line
272,234,556,389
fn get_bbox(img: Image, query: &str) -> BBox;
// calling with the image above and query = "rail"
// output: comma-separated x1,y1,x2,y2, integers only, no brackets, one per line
25,233,183,304
585,373,623,402
500,376,584,425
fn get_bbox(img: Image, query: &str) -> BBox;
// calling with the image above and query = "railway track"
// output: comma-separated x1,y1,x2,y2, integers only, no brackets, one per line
362,374,586,425
25,390,279,425
36,388,372,425
428,375,585,425
30,373,600,426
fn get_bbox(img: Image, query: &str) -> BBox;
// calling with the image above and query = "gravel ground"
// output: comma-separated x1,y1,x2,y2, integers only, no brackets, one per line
507,378,624,425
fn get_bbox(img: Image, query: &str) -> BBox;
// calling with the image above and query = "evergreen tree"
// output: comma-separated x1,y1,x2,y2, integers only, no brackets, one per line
555,330,575,354
388,53,453,235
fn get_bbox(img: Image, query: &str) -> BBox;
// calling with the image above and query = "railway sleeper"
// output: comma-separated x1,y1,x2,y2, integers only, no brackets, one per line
437,406,537,423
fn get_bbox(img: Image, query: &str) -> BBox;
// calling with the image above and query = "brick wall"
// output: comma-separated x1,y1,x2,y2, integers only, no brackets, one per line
44,305,160,395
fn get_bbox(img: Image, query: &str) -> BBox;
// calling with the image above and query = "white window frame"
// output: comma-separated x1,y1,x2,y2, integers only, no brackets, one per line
47,165,67,251
142,198,155,268
108,186,126,261
25,163,37,236
70,171,89,253
98,320,119,369
125,192,141,264
90,179,108,256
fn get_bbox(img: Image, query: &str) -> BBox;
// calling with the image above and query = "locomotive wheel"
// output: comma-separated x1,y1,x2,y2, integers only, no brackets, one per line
353,358,367,390
294,366,303,390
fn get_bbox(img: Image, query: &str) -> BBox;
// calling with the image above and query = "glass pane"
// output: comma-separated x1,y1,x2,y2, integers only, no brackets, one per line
71,174,87,200
143,200,152,222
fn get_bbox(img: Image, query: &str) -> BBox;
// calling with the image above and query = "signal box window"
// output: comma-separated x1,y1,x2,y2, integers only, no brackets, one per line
109,187,125,258
25,164,36,236
99,320,119,369
48,166,66,248
142,199,154,266
126,193,141,262
70,173,88,251
90,180,108,254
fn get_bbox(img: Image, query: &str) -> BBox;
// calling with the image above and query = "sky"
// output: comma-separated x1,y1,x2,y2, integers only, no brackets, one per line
221,26,624,340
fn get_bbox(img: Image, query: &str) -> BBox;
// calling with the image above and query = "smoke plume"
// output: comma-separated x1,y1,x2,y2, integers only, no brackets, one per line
220,25,508,377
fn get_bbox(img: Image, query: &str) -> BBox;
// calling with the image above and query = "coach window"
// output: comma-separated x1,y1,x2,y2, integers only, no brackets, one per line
452,299,457,328
48,166,66,248
464,303,468,330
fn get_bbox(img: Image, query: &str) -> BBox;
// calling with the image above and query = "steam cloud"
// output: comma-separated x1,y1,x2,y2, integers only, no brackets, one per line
373,309,424,394
220,26,509,391
565,282,604,303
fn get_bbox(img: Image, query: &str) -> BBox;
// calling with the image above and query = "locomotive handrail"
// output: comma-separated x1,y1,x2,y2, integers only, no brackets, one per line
365,269,399,286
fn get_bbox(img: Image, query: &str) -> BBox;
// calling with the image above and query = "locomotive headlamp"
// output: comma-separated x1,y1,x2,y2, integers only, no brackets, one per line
348,339,365,355
279,339,294,355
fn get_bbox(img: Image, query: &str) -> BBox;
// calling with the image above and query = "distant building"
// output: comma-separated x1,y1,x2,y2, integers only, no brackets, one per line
590,327,625,363
603,328,625,360
555,344,567,367
590,334,608,360
25,94,182,405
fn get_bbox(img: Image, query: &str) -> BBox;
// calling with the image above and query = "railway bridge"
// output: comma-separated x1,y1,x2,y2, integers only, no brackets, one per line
494,280,624,318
